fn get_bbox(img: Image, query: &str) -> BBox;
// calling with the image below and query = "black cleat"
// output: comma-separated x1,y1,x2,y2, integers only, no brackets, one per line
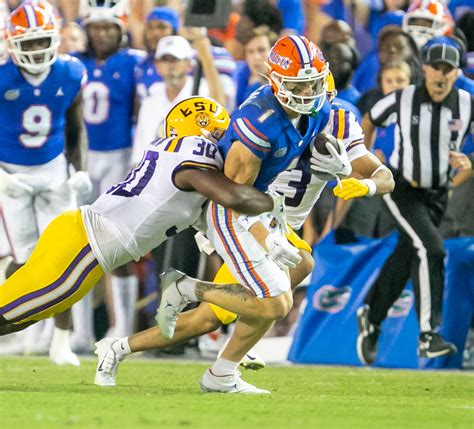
357,305,381,365
418,332,458,358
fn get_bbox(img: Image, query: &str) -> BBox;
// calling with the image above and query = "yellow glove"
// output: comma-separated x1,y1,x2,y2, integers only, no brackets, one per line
333,178,375,200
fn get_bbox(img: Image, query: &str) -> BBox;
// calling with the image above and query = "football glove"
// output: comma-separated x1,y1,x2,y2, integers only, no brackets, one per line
333,178,376,200
0,168,34,198
67,171,93,201
265,234,302,270
310,138,352,181
267,189,289,234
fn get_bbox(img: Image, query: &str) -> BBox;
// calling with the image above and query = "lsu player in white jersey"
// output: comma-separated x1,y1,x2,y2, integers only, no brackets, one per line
94,72,395,393
0,2,91,365
0,97,288,341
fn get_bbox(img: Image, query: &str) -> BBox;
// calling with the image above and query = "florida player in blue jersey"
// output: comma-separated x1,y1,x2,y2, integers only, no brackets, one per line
0,2,91,365
158,35,395,393
74,1,145,346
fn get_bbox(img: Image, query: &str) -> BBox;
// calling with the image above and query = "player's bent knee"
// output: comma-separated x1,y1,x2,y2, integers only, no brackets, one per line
265,291,293,321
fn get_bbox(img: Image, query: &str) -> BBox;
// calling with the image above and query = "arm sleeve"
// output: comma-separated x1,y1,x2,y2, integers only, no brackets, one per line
325,108,368,162
368,91,399,127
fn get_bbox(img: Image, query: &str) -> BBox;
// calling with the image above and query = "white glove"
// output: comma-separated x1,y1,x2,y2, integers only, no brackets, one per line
0,168,34,198
67,171,93,200
310,138,352,181
267,189,289,234
265,234,302,270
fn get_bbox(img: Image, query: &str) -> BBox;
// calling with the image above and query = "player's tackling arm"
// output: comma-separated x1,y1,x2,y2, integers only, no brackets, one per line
65,91,88,172
175,168,274,215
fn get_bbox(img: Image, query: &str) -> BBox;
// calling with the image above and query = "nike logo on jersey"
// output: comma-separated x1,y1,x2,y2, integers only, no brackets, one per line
274,147,287,157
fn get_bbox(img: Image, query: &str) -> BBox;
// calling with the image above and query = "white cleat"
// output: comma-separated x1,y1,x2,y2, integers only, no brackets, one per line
156,269,191,340
199,369,271,394
240,351,266,371
94,338,122,387
49,347,80,367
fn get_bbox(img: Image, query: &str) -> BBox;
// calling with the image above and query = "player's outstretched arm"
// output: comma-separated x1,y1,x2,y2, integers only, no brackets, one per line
65,92,88,171
175,168,274,216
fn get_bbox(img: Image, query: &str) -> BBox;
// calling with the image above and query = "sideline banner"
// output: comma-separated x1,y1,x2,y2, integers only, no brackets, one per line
288,234,474,369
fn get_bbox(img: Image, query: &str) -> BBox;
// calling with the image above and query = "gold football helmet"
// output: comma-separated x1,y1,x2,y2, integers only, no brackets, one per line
165,96,230,140
326,71,337,103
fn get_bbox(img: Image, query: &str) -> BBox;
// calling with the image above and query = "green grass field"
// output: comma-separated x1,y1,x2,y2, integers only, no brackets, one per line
0,356,473,429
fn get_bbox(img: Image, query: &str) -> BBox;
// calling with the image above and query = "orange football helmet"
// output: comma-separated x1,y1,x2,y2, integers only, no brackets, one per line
267,35,328,115
5,2,60,74
402,0,454,48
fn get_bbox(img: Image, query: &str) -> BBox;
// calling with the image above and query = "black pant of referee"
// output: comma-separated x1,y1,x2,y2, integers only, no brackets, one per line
358,172,456,363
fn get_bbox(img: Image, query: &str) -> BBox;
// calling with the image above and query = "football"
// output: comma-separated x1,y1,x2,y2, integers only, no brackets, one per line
310,132,340,156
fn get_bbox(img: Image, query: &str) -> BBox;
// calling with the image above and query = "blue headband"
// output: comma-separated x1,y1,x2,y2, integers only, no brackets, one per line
146,7,179,33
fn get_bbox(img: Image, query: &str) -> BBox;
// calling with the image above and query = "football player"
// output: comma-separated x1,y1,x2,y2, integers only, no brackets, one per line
95,73,396,393
0,97,288,349
74,0,145,344
0,1,91,365
154,35,395,394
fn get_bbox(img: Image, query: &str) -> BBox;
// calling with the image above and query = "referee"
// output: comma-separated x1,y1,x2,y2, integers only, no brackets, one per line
357,42,474,365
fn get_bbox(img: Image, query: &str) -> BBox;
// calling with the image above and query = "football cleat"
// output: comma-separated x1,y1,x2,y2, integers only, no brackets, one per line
356,305,380,365
94,338,122,387
199,369,271,394
418,332,457,358
156,269,190,340
240,351,266,371
49,344,80,367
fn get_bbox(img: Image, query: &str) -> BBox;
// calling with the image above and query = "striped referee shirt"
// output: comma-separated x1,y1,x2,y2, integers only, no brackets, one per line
369,84,473,189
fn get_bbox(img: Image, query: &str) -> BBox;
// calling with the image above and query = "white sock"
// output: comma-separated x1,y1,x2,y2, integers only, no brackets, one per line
112,337,132,357
71,291,95,342
111,275,138,337
50,327,73,353
176,276,198,302
210,357,240,376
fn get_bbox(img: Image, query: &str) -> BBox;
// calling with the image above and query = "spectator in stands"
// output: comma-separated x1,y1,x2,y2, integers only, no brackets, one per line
456,11,474,78
321,42,361,108
234,25,278,107
59,21,87,54
352,25,421,93
135,6,179,101
320,19,356,49
132,32,225,163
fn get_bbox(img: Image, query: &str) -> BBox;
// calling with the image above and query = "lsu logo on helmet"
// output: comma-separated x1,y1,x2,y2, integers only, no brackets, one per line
165,96,230,141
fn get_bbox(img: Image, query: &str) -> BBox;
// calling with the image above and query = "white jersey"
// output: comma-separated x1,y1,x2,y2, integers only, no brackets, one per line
270,106,369,230
81,135,223,271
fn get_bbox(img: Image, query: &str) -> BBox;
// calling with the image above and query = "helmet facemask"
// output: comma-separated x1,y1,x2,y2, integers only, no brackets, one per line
8,28,59,74
270,64,329,115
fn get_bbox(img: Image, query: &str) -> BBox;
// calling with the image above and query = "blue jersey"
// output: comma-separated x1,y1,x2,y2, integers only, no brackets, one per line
76,48,145,151
0,55,85,166
135,54,162,100
219,85,332,191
